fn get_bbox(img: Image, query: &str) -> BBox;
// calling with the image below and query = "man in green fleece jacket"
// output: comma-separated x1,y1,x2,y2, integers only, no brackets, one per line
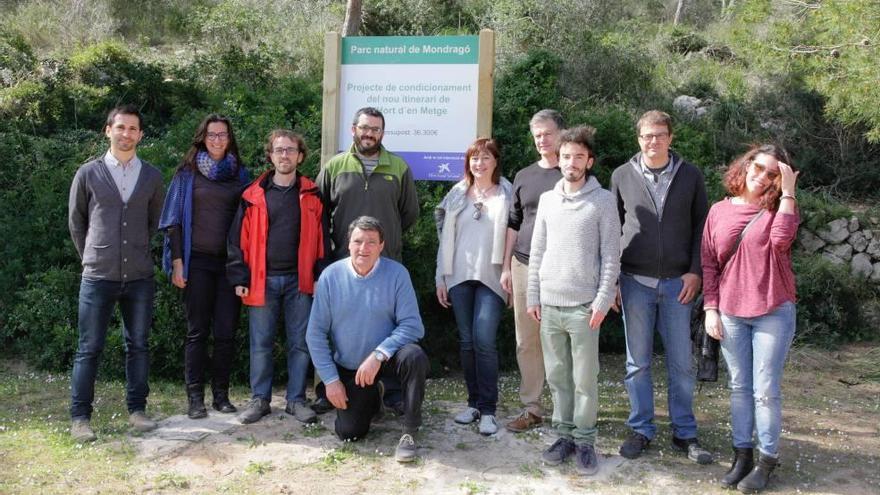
317,107,420,262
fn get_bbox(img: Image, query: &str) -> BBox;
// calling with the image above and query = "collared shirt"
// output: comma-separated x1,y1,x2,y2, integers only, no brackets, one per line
633,156,678,289
104,150,142,203
348,256,381,279
638,156,677,219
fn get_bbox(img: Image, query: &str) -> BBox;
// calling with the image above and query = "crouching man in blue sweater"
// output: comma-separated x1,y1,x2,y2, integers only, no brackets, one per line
306,216,429,462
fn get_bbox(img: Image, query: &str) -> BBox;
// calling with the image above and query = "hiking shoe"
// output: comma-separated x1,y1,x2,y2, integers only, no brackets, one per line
575,443,600,476
238,398,271,424
311,397,334,415
394,433,417,463
619,431,651,459
128,411,157,432
286,401,317,424
453,406,480,425
672,436,713,465
506,411,543,433
479,415,498,436
542,437,576,465
71,419,96,443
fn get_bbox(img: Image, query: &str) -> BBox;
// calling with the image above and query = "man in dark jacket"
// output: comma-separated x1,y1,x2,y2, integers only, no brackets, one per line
227,129,330,425
68,105,165,442
610,110,712,464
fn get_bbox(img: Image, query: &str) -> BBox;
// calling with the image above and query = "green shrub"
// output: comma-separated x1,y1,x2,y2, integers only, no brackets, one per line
794,253,878,345
0,29,36,86
665,27,708,54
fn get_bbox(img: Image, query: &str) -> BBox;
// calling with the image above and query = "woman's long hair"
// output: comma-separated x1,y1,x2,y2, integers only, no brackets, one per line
178,114,241,171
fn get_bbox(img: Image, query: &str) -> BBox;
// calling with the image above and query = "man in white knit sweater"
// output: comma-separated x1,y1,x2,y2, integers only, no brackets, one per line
526,126,620,476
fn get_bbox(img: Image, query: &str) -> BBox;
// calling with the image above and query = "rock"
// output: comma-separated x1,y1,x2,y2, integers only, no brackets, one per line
825,243,853,261
848,216,860,232
817,218,850,244
673,95,702,118
822,252,846,265
851,253,873,278
798,229,826,253
865,229,874,240
849,231,868,251
872,262,880,282
867,238,880,258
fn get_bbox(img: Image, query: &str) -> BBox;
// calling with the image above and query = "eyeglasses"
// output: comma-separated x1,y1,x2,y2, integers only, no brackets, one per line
639,132,669,141
750,161,779,181
472,202,484,220
206,132,229,141
272,147,300,155
356,124,383,134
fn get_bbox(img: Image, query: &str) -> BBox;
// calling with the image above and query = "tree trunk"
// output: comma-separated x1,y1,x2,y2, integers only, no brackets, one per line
673,0,686,25
342,0,363,37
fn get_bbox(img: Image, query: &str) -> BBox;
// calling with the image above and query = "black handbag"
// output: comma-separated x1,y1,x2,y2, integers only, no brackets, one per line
691,294,719,382
691,209,765,382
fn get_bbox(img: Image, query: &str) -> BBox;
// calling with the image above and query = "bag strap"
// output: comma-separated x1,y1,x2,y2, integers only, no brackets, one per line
720,209,765,271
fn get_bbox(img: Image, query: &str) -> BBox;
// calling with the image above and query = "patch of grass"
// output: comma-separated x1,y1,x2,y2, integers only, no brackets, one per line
301,422,327,438
155,472,190,489
319,443,357,471
244,460,274,476
459,479,486,494
518,462,545,478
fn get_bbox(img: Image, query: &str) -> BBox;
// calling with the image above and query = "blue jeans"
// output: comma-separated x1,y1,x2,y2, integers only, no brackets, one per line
448,281,504,415
248,275,312,403
70,277,155,419
620,273,697,440
720,302,796,457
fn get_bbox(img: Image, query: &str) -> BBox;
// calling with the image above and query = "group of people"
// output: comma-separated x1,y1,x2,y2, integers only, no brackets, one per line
67,103,799,493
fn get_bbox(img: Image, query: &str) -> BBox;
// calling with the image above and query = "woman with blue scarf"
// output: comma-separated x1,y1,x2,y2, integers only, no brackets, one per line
160,114,250,419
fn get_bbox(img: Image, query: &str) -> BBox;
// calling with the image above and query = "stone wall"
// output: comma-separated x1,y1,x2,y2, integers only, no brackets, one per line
799,216,880,281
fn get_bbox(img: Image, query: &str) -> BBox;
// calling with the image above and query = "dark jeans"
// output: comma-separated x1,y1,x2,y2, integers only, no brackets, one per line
448,281,504,415
183,252,241,394
70,276,155,419
335,343,428,441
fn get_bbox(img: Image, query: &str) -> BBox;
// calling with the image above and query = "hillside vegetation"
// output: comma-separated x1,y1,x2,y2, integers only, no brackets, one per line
1,0,878,380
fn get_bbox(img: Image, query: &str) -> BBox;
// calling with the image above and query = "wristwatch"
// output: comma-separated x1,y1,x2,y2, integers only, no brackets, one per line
373,350,387,362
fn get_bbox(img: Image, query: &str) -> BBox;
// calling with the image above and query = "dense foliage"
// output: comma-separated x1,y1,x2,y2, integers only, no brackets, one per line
0,0,877,381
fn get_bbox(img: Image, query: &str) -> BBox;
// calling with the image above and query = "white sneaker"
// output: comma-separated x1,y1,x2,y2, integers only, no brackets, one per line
453,406,480,424
479,414,498,436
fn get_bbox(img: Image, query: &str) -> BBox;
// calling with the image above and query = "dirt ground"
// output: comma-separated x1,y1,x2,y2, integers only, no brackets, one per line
123,347,880,495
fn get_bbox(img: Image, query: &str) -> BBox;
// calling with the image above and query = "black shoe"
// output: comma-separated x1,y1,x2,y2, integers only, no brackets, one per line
311,397,335,415
619,432,651,459
672,436,713,465
737,453,778,493
187,385,207,419
721,447,754,489
542,437,576,466
574,443,600,476
211,390,237,414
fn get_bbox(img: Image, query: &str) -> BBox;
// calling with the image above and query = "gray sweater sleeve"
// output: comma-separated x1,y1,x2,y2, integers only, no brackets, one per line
68,167,89,260
591,194,622,314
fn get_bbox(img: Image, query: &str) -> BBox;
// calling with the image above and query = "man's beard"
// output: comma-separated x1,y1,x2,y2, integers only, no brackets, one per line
355,135,382,156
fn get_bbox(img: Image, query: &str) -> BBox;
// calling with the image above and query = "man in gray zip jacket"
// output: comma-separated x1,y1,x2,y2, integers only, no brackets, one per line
610,110,711,464
67,105,165,442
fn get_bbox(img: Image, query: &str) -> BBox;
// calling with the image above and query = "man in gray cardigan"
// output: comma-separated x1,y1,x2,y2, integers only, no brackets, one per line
610,110,711,464
68,105,165,442
526,126,620,476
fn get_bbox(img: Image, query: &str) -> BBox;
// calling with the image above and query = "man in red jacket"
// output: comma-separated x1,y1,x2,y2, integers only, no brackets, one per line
227,129,330,425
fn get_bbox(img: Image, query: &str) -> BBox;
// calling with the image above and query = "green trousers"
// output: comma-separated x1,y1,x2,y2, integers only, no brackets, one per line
540,304,600,445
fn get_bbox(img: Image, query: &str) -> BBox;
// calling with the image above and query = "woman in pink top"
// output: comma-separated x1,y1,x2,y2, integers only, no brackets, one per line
701,144,799,493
